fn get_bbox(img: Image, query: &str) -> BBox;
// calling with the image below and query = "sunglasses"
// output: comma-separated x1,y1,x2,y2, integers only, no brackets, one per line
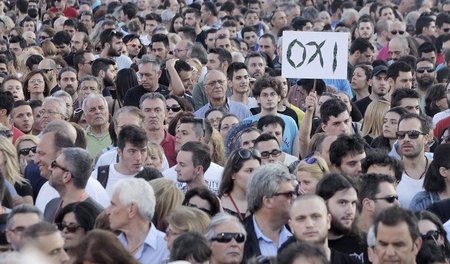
183,202,212,216
166,105,182,112
273,190,297,199
422,230,440,241
51,160,69,172
0,130,13,138
56,222,82,233
390,30,405,35
211,232,246,243
396,130,426,139
19,146,37,156
127,43,142,49
305,156,325,172
260,149,282,159
237,148,261,160
372,195,398,203
443,28,450,33
416,68,434,73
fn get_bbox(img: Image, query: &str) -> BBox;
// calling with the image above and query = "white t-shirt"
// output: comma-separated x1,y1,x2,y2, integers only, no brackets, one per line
95,148,169,171
35,178,111,212
433,109,450,125
397,172,424,209
162,162,224,194
91,164,139,197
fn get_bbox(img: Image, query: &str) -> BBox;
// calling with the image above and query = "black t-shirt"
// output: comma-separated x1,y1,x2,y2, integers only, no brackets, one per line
331,248,362,264
328,234,368,264
355,96,372,117
124,84,170,107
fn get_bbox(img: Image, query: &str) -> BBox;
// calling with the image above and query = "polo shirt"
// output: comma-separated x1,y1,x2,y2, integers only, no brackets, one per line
85,126,112,158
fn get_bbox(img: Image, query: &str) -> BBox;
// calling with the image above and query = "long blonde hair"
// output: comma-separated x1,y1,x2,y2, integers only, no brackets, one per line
0,136,27,185
362,99,390,138
296,156,329,181
149,178,184,231
208,129,225,166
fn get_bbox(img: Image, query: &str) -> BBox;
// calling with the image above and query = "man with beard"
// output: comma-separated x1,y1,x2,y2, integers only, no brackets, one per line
281,194,360,263
395,113,432,209
316,173,366,263
356,65,389,116
58,67,79,110
91,58,117,110
52,31,72,64
98,28,132,70
415,58,436,112
73,50,96,79
184,8,207,46
391,88,421,114
12,100,34,134
245,52,266,81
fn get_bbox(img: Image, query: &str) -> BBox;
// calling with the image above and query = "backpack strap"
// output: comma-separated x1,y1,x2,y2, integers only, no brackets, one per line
97,165,110,189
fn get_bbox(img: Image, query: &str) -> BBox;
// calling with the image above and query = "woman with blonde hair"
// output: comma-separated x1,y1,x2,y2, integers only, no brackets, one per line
296,156,329,194
149,178,184,231
208,129,225,166
40,39,58,57
165,206,210,251
14,135,39,174
0,136,33,205
361,99,390,144
145,142,165,171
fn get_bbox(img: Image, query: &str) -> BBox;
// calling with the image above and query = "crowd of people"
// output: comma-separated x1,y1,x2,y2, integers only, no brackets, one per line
0,0,449,263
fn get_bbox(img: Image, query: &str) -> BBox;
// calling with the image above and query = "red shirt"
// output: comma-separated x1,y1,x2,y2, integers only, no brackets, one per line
48,6,78,18
161,130,177,167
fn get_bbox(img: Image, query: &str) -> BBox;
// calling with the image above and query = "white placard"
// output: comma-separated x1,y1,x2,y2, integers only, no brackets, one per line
281,31,349,79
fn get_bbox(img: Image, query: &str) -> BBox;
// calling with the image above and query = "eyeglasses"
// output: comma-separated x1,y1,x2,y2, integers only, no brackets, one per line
416,68,434,73
205,79,226,87
8,226,26,234
83,60,94,65
29,79,44,84
305,156,325,172
19,146,37,156
260,149,282,159
40,69,53,73
422,230,440,241
166,105,182,112
211,232,246,243
127,43,142,49
51,160,69,172
39,109,63,116
173,48,187,53
273,190,297,199
390,30,405,35
443,28,450,33
0,130,13,138
56,222,82,233
372,195,398,203
396,130,426,139
183,202,212,216
236,148,261,160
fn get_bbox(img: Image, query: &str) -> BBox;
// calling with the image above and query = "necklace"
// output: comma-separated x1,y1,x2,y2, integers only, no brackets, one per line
404,156,429,180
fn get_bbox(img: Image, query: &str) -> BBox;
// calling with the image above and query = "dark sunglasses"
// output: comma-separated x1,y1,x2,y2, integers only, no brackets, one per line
19,146,37,156
236,148,261,160
260,149,282,159
422,230,440,241
416,68,434,73
372,195,398,203
305,156,325,172
0,130,13,138
396,130,426,139
390,30,405,35
273,190,297,199
166,105,182,112
56,222,82,233
183,202,212,216
51,160,69,172
127,43,142,49
211,232,246,243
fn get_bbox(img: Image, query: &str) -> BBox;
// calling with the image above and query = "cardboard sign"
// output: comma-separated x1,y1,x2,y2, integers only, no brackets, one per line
282,31,349,79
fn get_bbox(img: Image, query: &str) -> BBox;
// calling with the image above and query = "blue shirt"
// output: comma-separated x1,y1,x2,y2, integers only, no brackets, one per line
195,98,252,120
252,215,292,257
243,114,298,155
118,224,169,264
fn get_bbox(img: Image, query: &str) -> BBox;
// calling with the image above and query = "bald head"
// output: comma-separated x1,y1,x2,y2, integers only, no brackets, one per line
317,135,337,167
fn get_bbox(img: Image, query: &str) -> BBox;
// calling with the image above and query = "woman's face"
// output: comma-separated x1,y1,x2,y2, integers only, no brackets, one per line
337,93,352,112
206,110,224,130
28,74,45,94
297,171,319,194
18,140,37,163
188,195,212,215
219,116,239,139
382,111,401,139
61,212,86,249
418,219,444,246
173,17,183,32
435,96,449,111
164,224,182,251
32,106,43,133
233,159,260,192
145,151,162,170
166,98,182,124
351,67,368,91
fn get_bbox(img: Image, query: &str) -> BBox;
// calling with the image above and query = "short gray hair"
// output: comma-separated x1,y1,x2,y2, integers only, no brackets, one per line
247,163,296,213
61,147,93,189
78,75,103,92
112,178,156,221
204,212,246,241
43,96,67,118
82,93,108,113
139,92,166,109
6,204,43,229
139,55,161,71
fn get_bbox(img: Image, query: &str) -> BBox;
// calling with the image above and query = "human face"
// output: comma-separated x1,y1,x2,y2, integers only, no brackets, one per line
381,7,395,21
175,150,200,183
115,112,142,136
165,98,182,124
230,69,250,95
71,33,86,53
206,110,223,130
258,87,280,111
206,53,221,71
3,79,24,101
173,41,189,59
261,124,283,146
205,33,216,50
175,123,201,151
397,118,427,159
247,57,265,79
375,222,421,264
188,195,212,214
289,198,331,244
35,232,69,264
84,97,109,128
389,22,406,39
184,12,198,27
327,188,358,235
215,37,233,53
9,42,22,56
423,21,436,37
219,116,239,139
80,53,95,74
141,98,166,131
358,22,373,39
209,221,245,264
392,71,413,89
145,19,158,35
59,71,78,96
351,67,368,91
126,39,142,57
17,140,37,164
81,15,93,29
28,74,45,94
321,111,351,136
118,142,147,174
371,73,389,97
337,151,366,178
60,212,85,249
255,139,283,165
244,31,258,49
399,98,420,114
6,213,41,251
13,105,33,134
233,159,260,192
165,224,182,251
205,71,227,101
151,42,169,60
108,36,123,57
173,17,183,32
145,150,162,170
319,11,331,25
372,182,399,215
36,133,58,179
388,41,407,61
139,63,161,91
415,61,435,88
297,171,320,194
383,111,401,139
55,43,70,57
78,80,100,102
107,191,130,231
48,153,69,189
244,13,259,27
40,100,65,129
179,70,193,92
418,220,444,246
240,131,260,149
271,10,287,29
259,37,276,59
